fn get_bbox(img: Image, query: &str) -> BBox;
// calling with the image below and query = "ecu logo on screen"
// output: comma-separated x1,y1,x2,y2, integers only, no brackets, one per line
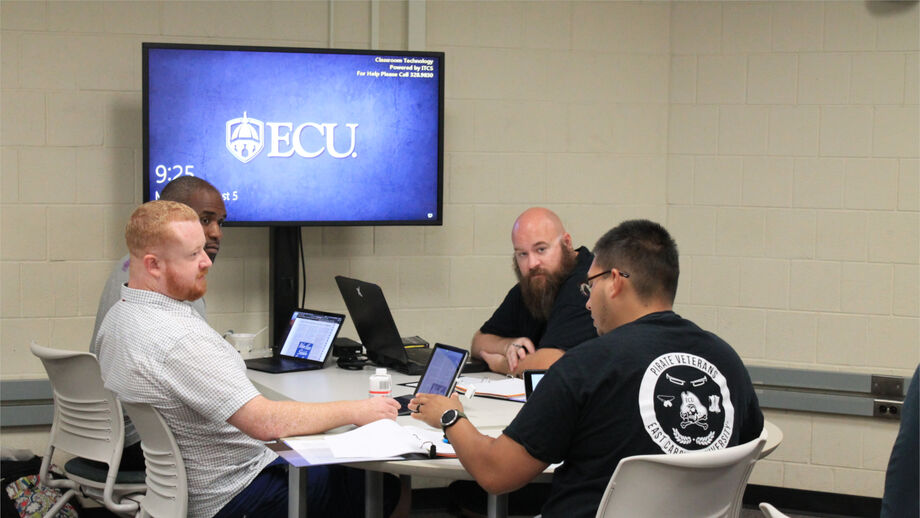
226,112,359,163
226,112,265,163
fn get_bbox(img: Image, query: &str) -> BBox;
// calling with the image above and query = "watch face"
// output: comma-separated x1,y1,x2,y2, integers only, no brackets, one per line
440,409,458,427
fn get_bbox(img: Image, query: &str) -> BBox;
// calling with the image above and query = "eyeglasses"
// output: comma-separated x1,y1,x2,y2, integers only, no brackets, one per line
579,269,630,297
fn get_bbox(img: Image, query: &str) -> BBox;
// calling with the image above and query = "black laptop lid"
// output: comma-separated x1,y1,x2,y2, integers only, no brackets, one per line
334,276,407,365
276,308,346,365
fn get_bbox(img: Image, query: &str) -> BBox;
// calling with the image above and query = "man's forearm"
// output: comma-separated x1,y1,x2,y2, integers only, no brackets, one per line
446,420,546,494
229,396,360,441
512,347,564,375
471,330,515,358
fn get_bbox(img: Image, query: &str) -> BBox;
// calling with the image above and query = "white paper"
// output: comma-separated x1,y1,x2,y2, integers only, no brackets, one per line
456,376,525,399
325,419,438,458
282,436,394,465
403,425,455,456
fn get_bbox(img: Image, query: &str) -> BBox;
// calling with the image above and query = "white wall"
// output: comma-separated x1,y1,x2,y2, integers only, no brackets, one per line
1,0,917,498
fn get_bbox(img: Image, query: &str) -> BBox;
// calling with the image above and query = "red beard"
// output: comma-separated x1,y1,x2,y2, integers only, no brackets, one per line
166,268,208,301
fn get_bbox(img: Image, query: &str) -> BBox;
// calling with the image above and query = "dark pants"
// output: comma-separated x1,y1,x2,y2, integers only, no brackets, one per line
449,480,550,516
214,459,400,518
119,441,147,471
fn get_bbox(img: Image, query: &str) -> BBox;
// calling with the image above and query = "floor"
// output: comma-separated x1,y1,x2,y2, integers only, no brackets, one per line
76,487,872,518
404,487,868,518
80,501,863,518
407,508,856,518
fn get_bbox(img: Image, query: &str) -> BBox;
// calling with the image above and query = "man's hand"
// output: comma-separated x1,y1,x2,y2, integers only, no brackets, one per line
354,397,400,425
409,393,464,429
504,338,535,373
480,350,510,374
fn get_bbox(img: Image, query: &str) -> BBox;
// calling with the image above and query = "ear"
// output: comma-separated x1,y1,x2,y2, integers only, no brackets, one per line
562,232,573,250
607,268,626,299
143,253,164,280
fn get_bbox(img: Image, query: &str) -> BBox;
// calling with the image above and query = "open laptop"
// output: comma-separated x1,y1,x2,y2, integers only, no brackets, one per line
395,343,469,415
335,276,435,375
245,308,345,373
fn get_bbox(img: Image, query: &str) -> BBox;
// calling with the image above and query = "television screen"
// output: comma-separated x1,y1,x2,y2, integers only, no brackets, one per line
143,43,444,226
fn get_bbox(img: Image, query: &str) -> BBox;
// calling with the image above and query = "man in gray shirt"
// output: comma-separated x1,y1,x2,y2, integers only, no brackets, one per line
97,200,399,517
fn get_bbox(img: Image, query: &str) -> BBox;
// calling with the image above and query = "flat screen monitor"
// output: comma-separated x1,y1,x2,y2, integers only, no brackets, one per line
143,42,444,226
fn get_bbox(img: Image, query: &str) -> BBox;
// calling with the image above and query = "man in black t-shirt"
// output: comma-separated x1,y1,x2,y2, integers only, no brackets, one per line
413,220,763,518
473,207,597,375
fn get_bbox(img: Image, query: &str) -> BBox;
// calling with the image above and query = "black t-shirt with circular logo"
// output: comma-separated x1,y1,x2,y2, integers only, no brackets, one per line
503,311,763,518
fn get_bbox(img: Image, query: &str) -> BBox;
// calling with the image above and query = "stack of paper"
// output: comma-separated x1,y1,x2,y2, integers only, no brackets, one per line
283,419,455,466
455,376,526,401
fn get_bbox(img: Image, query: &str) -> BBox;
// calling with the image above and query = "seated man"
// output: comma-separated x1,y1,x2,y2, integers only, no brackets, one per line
413,220,763,518
472,207,597,375
91,175,226,353
97,201,400,518
880,365,918,517
89,175,227,471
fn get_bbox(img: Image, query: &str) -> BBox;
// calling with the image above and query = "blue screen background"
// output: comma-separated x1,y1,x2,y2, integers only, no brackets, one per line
146,47,441,224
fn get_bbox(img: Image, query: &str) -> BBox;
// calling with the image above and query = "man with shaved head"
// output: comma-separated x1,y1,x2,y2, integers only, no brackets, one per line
417,220,763,518
472,207,597,375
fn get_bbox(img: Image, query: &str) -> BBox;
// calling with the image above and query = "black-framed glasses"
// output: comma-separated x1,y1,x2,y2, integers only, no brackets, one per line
579,269,630,297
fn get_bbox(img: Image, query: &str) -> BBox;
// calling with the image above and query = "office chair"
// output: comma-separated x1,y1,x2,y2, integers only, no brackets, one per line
30,343,145,517
594,427,768,518
122,402,188,518
759,502,791,518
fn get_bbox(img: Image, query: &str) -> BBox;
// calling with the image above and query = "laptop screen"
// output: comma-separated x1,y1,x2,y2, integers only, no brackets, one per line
524,369,547,399
416,344,468,396
278,310,344,362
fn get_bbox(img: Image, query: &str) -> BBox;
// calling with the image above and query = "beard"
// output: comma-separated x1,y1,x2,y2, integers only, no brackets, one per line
165,268,208,302
514,246,578,321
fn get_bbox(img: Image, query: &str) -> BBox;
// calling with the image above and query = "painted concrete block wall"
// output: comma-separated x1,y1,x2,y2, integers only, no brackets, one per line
305,1,672,350
666,1,918,497
1,0,917,498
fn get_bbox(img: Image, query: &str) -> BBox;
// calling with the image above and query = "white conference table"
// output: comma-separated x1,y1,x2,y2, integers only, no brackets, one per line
248,365,526,518
248,365,783,518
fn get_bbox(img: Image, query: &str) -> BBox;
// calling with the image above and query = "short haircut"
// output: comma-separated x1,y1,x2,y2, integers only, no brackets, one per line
592,219,679,304
159,176,219,205
126,200,199,257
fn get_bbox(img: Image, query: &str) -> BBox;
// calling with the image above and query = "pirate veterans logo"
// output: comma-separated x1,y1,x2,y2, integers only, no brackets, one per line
639,353,735,453
226,112,264,163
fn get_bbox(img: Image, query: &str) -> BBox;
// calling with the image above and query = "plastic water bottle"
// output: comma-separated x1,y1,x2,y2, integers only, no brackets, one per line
369,368,391,398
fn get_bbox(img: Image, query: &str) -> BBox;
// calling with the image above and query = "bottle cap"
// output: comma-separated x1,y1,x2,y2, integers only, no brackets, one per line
375,368,387,375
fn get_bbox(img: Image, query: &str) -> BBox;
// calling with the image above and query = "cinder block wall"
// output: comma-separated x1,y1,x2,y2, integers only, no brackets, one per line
2,0,917,498
664,1,918,497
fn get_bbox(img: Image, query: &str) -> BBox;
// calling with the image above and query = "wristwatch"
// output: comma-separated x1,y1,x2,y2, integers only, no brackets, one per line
440,408,467,430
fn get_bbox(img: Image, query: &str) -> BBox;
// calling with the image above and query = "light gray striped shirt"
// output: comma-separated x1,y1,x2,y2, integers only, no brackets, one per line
91,254,206,446
98,286,275,518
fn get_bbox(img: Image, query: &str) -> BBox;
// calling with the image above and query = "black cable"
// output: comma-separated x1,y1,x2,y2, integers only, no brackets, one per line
299,228,306,308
